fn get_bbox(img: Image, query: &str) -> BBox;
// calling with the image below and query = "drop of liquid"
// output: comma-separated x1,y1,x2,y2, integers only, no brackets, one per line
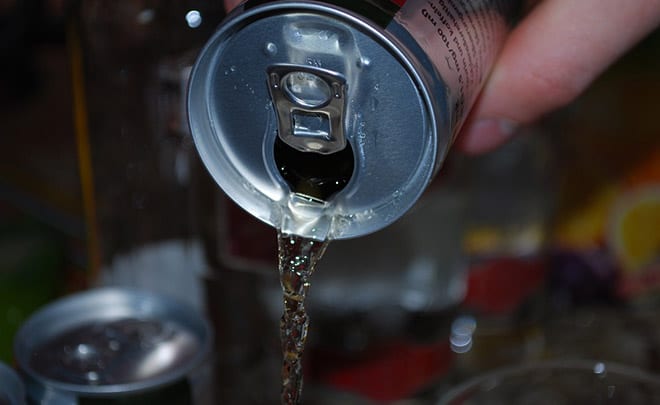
264,42,278,56
357,57,371,68
274,137,354,202
86,371,100,383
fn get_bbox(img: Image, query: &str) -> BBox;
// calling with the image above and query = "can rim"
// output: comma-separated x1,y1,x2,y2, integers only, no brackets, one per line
187,0,441,239
13,287,212,396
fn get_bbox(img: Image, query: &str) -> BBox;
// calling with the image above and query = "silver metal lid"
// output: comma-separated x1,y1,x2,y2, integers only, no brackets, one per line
13,288,211,398
188,1,444,239
0,362,26,405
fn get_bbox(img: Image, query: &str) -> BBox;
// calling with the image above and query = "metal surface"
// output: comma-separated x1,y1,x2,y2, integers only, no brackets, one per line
13,287,211,404
267,64,348,155
267,65,346,154
188,1,446,239
0,362,26,405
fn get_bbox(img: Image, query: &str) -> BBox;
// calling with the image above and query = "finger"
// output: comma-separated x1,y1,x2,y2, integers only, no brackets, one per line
457,0,660,154
224,0,243,13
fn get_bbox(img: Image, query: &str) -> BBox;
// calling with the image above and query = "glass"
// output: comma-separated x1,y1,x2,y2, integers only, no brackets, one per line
78,0,225,297
541,307,654,370
437,360,660,405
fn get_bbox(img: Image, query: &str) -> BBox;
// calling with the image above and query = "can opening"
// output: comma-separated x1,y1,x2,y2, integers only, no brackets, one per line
274,136,354,203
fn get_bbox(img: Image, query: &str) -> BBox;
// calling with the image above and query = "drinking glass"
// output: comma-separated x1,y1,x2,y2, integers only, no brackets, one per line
437,359,660,404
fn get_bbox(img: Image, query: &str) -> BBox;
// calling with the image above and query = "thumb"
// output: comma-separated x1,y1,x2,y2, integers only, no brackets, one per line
457,0,660,154
224,0,243,13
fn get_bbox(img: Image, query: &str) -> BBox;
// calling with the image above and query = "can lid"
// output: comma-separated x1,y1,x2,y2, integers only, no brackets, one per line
0,362,26,405
13,288,211,397
188,2,444,239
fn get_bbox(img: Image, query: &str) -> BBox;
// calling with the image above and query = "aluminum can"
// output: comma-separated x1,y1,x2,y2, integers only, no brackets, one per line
188,0,519,239
0,362,26,405
13,288,212,405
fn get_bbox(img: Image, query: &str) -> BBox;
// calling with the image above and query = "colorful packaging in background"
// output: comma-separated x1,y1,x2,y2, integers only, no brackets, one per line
548,33,660,309
448,129,555,378
426,28,660,399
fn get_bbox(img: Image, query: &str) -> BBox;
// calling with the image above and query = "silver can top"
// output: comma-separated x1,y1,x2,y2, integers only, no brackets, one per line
188,1,448,239
13,288,211,399
0,362,25,405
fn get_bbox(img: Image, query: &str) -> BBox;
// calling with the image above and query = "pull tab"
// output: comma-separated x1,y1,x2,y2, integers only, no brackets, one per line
267,64,347,155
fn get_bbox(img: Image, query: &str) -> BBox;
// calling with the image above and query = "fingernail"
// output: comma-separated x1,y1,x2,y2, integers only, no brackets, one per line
458,118,518,154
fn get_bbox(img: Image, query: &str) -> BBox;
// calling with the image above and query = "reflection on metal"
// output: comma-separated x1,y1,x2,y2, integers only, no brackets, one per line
186,10,202,28
450,315,477,354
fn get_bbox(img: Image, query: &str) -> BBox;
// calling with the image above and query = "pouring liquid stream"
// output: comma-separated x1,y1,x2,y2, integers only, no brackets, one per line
277,229,330,405
274,110,354,403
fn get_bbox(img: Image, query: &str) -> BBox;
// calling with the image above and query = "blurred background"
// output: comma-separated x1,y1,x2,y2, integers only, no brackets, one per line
0,1,658,403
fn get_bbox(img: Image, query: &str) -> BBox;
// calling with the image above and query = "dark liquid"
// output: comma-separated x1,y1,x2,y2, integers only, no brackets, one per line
274,137,354,202
277,231,330,405
274,132,348,403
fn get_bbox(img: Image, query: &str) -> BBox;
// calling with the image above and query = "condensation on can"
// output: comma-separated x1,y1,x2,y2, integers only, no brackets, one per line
13,288,212,405
187,0,519,239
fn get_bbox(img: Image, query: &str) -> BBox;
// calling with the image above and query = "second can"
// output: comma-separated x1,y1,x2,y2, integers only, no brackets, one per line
188,0,519,239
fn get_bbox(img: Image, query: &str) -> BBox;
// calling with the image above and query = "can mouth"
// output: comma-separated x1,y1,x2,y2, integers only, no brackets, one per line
14,287,212,397
274,135,355,203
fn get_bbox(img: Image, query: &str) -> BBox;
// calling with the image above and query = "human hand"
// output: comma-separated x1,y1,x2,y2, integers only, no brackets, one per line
224,0,243,12
457,0,660,154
